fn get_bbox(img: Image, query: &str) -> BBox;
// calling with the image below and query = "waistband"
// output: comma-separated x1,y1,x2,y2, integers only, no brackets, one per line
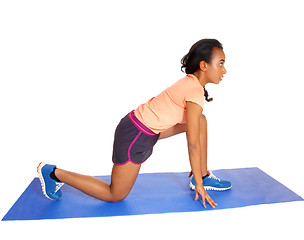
128,111,157,136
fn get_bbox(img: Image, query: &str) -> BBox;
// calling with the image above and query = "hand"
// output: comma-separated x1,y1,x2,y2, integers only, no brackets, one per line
194,184,217,208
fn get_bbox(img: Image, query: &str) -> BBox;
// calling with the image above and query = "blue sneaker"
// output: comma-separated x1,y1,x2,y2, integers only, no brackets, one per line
37,162,64,200
189,170,232,191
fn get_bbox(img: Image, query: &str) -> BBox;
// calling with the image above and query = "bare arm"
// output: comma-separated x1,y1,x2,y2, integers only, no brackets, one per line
186,101,216,208
186,101,203,186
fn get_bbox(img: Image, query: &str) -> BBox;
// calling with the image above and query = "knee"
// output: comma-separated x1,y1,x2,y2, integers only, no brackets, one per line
108,194,127,203
94,191,127,203
110,197,125,203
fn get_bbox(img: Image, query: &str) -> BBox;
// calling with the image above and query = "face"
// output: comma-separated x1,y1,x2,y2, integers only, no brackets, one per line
204,47,227,84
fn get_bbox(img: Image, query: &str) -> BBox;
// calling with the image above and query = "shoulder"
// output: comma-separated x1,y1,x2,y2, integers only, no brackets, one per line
169,74,202,90
183,75,205,109
183,75,204,96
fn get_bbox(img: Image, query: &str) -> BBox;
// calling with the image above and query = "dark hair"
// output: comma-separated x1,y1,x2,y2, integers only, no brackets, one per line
181,39,223,102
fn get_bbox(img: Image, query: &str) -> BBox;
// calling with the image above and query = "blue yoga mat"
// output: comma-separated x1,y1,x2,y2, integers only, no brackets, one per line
2,167,303,221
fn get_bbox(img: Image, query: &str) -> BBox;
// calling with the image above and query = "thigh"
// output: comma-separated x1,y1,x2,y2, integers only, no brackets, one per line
159,123,186,140
109,161,141,202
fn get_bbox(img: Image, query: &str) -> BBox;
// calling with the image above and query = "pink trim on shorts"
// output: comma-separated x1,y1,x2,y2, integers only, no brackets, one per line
128,111,156,136
113,131,146,166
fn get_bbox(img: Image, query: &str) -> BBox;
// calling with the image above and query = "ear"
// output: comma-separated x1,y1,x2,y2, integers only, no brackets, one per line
199,61,207,72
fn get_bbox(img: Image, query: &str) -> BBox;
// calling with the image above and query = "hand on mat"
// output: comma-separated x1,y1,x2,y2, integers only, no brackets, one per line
195,184,217,208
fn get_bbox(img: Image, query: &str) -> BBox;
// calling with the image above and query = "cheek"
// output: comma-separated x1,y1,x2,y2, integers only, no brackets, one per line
213,67,222,77
216,68,223,76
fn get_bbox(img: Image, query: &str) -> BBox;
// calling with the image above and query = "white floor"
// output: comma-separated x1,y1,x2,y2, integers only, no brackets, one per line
1,199,303,239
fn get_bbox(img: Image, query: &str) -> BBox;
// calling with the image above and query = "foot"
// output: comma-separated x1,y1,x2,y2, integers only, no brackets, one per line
37,162,64,200
189,170,232,191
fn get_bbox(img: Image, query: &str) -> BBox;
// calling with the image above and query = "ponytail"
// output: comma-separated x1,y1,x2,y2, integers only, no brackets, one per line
203,87,213,102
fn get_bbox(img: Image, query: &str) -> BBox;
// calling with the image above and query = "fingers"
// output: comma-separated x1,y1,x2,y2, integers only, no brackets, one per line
196,192,218,208
202,197,206,208
210,197,218,206
207,195,218,208
194,191,199,201
194,185,218,208
206,196,215,208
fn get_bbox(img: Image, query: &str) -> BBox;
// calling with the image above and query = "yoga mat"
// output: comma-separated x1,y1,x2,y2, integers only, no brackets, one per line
2,167,303,221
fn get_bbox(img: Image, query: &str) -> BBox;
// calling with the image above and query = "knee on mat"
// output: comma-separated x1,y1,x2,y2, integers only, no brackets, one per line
109,195,127,203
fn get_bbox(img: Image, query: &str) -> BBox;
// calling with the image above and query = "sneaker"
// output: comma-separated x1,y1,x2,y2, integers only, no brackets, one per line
37,162,64,200
189,170,232,191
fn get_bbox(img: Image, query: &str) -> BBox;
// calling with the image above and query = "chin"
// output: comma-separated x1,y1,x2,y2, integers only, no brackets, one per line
209,79,221,85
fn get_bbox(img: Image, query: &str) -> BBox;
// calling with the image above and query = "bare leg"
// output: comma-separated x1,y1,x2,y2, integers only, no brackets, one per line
159,114,208,176
53,115,208,202
54,161,141,202
158,123,186,140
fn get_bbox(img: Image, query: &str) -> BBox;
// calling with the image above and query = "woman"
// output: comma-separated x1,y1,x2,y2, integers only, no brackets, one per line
37,38,231,208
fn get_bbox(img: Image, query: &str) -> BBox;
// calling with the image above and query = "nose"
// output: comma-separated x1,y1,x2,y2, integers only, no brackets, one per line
223,66,227,74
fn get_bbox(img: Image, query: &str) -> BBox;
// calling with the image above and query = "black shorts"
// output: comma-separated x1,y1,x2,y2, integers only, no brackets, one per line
112,111,160,165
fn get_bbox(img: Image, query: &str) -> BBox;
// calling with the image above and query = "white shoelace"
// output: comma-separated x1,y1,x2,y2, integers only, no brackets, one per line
208,171,221,181
54,182,64,193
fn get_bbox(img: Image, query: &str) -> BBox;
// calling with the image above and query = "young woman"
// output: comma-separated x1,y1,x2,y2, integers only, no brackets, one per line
37,38,231,208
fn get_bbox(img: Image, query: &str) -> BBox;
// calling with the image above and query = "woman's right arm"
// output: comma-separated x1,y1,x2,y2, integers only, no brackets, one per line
186,101,216,208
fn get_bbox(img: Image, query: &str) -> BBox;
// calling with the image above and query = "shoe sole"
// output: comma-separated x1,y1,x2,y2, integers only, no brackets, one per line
37,162,54,200
189,181,232,191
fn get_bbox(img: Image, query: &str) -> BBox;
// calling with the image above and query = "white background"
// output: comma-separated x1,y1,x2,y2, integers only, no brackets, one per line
1,0,303,239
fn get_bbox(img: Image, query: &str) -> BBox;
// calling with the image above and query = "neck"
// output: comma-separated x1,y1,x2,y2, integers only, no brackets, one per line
193,71,208,87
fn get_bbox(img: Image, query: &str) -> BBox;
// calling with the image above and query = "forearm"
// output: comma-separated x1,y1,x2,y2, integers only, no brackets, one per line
188,144,203,186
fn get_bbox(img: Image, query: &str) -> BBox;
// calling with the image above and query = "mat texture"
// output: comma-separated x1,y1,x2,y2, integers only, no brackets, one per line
2,167,303,221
